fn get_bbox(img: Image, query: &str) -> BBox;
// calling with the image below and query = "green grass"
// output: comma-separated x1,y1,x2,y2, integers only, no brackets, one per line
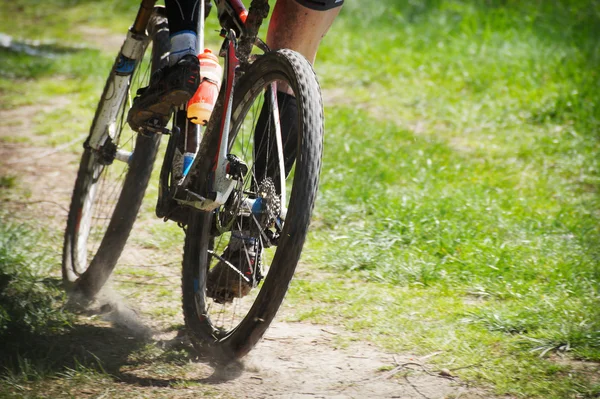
1,0,599,397
0,0,140,41
0,218,217,398
0,175,17,189
0,218,76,385
0,220,73,340
299,1,600,397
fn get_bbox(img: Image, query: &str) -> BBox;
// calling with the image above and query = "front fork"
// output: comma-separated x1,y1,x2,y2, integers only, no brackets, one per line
85,1,158,153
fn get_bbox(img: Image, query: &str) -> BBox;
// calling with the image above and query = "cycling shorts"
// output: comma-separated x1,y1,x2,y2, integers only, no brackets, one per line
295,0,344,11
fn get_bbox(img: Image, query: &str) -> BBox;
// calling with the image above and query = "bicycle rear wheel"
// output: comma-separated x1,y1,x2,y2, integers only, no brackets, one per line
62,10,169,299
182,50,324,363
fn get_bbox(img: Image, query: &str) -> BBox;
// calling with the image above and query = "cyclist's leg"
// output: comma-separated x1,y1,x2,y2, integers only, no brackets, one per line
165,0,213,64
209,0,343,301
127,0,209,131
165,0,198,65
253,0,342,182
267,0,343,66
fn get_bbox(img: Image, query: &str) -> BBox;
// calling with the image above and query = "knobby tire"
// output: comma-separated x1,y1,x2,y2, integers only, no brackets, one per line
182,49,324,363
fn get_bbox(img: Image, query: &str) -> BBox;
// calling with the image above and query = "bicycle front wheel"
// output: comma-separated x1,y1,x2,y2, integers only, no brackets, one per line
62,10,169,299
182,49,324,363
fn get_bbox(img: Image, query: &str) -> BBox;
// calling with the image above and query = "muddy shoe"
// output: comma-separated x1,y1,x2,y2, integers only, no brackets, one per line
127,54,200,132
207,234,263,304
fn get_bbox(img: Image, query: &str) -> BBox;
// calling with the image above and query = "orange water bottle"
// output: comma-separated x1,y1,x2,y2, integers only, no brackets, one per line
187,49,222,125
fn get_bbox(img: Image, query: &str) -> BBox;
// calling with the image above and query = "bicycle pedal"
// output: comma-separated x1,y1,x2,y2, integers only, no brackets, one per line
140,119,172,135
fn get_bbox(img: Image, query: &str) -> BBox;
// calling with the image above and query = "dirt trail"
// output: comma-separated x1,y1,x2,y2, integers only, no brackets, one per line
0,41,487,398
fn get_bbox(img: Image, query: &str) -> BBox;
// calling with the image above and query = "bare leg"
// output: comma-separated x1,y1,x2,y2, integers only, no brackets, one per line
267,0,342,65
253,0,341,182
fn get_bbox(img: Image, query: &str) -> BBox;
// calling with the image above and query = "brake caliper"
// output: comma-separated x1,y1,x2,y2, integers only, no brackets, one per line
225,153,248,180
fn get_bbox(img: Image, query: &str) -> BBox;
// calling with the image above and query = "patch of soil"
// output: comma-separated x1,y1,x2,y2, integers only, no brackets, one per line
549,355,600,386
217,322,483,399
78,26,125,53
1,97,72,138
0,144,77,235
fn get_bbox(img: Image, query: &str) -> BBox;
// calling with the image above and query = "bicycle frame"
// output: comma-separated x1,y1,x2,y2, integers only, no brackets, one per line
176,0,278,214
64,0,323,351
83,0,285,221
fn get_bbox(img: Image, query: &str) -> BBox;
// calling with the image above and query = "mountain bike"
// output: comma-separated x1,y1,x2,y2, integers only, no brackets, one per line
62,0,323,363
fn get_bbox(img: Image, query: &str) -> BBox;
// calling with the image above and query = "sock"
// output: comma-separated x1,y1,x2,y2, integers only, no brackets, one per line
165,0,204,65
169,31,197,65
